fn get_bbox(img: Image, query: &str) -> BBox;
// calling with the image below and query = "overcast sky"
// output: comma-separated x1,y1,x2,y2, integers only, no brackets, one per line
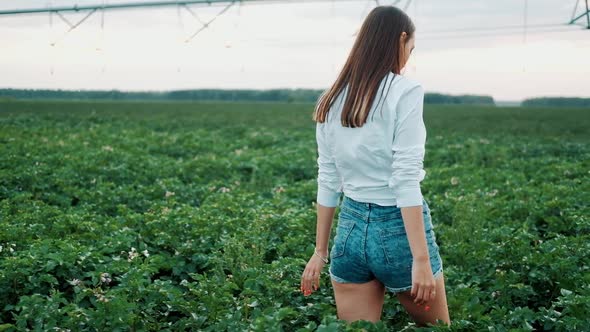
1,0,589,101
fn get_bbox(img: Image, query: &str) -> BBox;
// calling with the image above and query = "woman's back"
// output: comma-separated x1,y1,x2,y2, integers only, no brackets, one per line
316,72,427,208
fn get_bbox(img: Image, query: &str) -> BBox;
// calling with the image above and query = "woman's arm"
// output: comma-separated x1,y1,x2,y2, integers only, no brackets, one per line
401,206,429,261
388,84,437,304
315,205,336,257
300,203,335,296
389,84,434,304
316,122,343,208
314,121,343,255
300,122,342,296
388,84,429,260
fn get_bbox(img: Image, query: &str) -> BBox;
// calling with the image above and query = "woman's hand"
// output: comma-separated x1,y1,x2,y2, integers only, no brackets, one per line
411,257,436,305
300,250,328,296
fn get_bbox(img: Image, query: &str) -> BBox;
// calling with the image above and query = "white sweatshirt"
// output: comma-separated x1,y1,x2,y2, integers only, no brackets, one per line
316,72,426,208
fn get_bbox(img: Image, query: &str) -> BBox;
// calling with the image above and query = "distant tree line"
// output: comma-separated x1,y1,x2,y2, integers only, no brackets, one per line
0,88,495,105
521,97,590,108
424,93,494,105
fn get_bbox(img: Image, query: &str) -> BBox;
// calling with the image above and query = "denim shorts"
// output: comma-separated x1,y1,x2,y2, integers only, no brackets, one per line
328,195,444,294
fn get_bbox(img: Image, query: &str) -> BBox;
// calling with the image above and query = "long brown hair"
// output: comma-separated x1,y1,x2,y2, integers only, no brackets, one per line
312,6,415,127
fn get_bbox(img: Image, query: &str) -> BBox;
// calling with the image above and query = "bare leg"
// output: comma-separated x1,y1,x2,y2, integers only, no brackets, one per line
395,271,451,327
331,278,386,323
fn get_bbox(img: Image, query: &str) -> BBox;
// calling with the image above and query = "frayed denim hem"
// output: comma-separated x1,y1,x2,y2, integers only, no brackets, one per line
385,266,444,294
329,266,353,284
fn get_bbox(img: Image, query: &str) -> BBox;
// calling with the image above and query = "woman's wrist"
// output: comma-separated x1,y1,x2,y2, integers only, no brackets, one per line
314,249,329,263
315,246,328,256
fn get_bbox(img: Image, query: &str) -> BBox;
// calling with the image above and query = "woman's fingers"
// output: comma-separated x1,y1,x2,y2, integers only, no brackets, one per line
301,270,307,293
425,280,435,303
301,255,326,296
413,280,437,305
301,267,321,295
314,272,320,291
300,274,305,292
304,271,312,295
414,284,424,304
300,268,309,293
302,268,313,295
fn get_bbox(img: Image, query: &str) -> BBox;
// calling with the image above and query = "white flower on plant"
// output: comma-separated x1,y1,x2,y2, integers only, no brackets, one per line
101,145,113,152
100,273,112,284
96,293,109,303
479,138,490,144
450,177,459,185
165,191,175,197
69,278,82,286
127,247,139,262
142,249,149,258
219,187,231,193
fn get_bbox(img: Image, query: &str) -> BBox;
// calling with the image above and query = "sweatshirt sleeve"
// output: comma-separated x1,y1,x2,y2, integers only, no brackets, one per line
316,122,343,207
388,84,427,208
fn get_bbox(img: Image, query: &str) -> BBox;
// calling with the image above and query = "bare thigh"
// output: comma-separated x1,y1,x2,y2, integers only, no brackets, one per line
396,271,451,327
331,278,386,323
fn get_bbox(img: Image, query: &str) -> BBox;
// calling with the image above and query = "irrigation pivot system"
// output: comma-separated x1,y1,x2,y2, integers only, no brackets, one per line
0,0,414,46
1,0,589,40
1,0,587,77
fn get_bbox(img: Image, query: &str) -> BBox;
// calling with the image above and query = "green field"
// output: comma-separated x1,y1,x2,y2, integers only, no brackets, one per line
0,99,588,331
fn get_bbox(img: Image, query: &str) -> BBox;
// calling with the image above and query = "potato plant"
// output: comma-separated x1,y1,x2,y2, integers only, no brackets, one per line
0,99,588,331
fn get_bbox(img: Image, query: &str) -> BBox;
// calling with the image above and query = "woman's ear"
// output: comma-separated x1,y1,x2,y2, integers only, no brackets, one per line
399,33,407,53
400,31,407,42
399,32,408,54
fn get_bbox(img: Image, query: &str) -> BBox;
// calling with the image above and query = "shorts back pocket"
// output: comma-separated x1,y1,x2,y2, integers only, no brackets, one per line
331,220,355,259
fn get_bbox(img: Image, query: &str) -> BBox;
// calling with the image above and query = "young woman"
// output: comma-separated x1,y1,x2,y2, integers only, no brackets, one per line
299,5,451,327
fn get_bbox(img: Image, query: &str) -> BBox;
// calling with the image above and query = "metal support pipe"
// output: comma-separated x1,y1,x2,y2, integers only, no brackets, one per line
0,0,239,15
0,0,360,16
586,0,590,29
569,0,590,28
571,0,580,22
